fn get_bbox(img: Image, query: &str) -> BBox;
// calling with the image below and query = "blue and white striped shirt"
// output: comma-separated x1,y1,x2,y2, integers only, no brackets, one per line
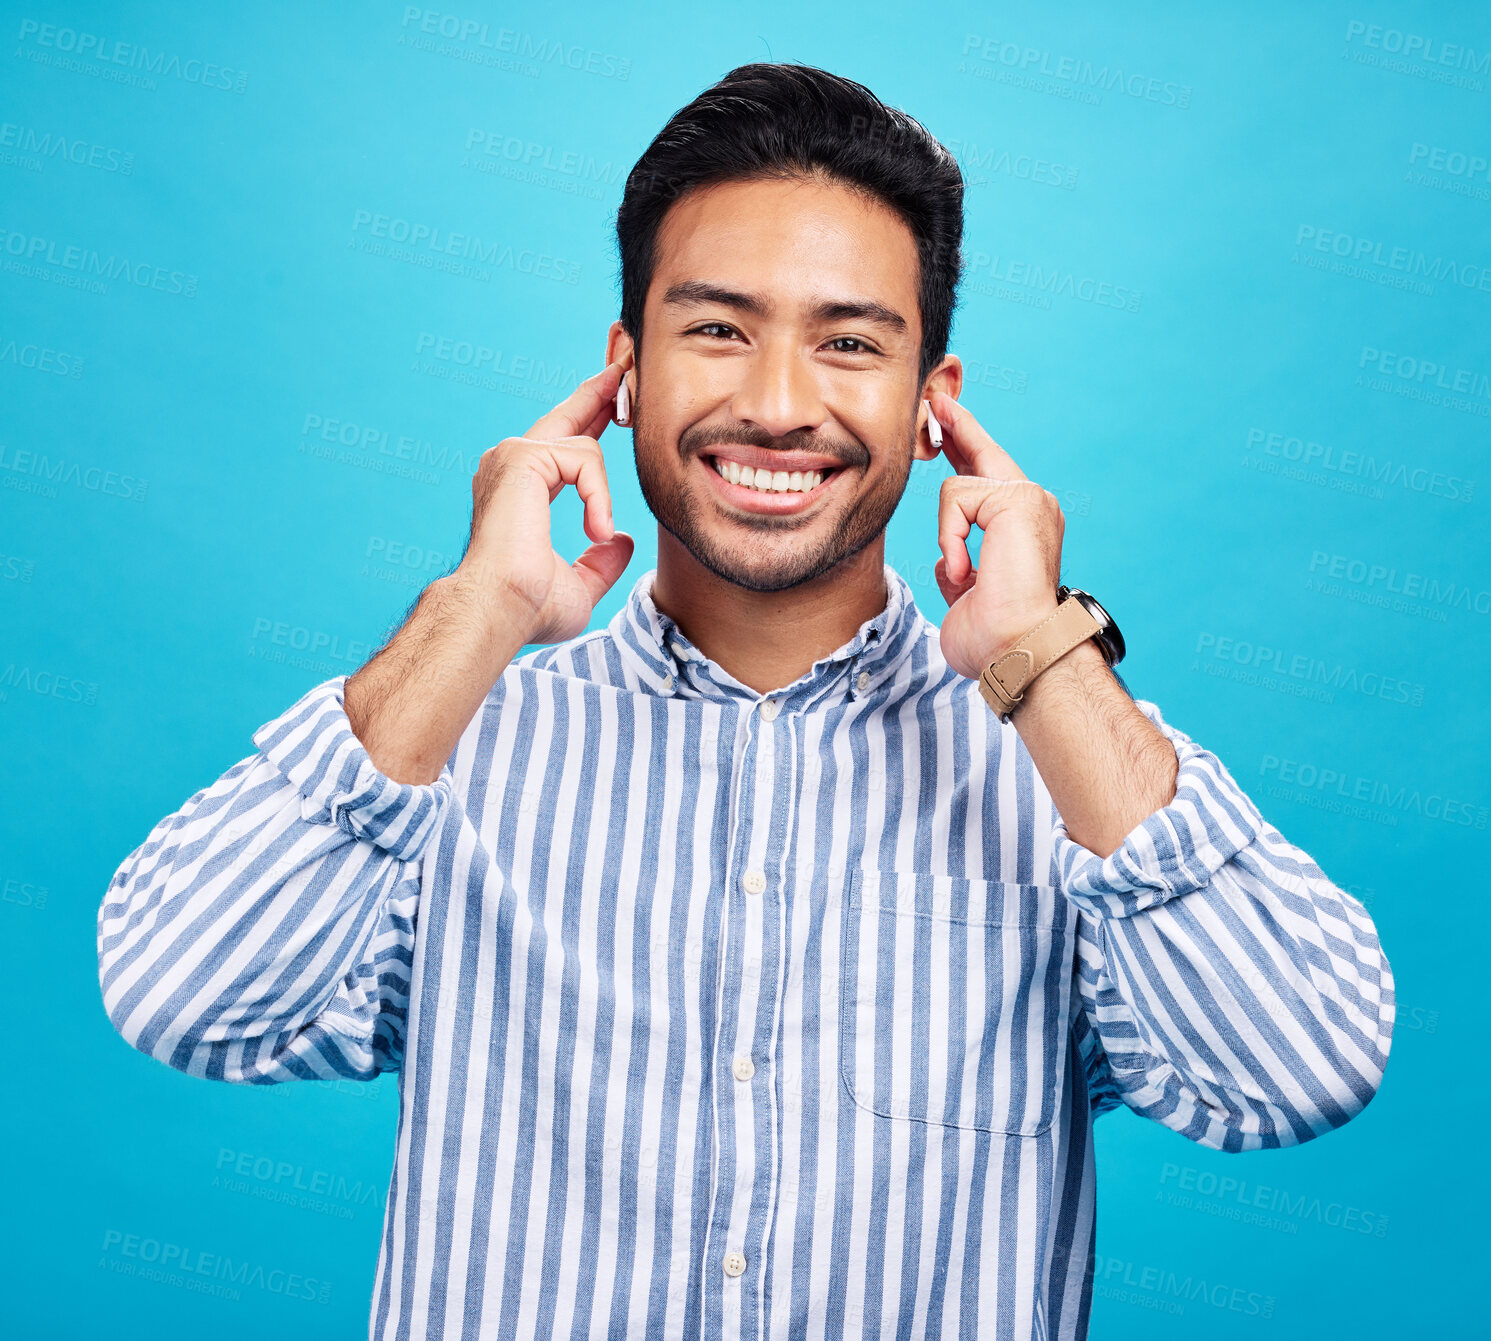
98,562,1394,1339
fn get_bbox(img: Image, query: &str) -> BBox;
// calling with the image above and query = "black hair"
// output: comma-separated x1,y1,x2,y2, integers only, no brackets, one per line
614,62,965,388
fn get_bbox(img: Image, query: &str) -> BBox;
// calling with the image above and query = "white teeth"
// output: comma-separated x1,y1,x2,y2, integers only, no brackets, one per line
712,457,826,494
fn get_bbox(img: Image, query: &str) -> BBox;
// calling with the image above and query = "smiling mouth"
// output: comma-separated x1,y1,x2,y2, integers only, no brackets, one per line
705,454,842,495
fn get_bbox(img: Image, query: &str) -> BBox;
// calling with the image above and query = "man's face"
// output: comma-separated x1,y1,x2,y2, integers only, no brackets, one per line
619,175,943,594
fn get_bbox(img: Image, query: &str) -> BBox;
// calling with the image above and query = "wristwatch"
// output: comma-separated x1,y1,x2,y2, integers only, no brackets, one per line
977,585,1126,724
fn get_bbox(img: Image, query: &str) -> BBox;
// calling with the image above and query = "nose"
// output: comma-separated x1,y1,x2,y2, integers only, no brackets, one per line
728,337,829,441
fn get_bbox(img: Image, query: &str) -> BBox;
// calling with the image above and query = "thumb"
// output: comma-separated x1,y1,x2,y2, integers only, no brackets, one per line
527,362,624,442
570,531,636,609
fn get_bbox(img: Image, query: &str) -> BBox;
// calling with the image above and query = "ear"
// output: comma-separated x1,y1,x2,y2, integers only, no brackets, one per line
914,355,963,461
605,321,639,425
606,321,637,380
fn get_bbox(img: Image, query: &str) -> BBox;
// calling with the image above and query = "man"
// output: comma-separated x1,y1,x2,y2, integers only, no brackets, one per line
98,62,1393,1340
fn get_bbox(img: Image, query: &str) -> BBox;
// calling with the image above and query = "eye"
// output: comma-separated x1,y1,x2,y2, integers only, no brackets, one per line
688,322,741,340
827,336,877,355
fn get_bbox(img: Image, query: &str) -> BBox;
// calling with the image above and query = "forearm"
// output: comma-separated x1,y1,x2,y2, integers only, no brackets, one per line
344,572,535,785
1006,639,1178,857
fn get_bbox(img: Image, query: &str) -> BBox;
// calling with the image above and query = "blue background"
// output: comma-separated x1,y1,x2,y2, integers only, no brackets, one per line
4,1,1486,1335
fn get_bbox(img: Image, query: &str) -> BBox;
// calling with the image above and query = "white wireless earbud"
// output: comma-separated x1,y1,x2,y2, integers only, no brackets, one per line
615,376,631,426
923,399,943,449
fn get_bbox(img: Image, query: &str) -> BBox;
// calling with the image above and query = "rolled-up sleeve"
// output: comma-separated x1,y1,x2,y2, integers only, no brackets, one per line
1055,697,1394,1151
98,675,454,1084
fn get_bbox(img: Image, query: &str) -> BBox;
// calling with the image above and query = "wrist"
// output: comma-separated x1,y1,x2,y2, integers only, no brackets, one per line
431,571,537,671
1006,637,1107,724
344,575,530,785
977,597,1061,669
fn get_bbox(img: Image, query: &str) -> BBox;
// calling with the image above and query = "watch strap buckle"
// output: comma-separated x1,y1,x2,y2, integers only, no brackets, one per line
977,596,1104,723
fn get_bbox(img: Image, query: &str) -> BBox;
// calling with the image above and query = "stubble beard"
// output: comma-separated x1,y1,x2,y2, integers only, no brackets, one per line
629,388,914,595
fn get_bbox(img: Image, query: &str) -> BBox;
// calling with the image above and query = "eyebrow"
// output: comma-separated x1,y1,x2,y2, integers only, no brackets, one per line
660,280,909,337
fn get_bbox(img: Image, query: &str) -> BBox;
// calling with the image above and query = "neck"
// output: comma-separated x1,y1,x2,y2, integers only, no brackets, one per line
650,530,890,696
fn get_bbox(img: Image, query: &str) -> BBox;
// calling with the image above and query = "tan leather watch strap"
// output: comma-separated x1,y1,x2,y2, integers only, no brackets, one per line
978,595,1103,722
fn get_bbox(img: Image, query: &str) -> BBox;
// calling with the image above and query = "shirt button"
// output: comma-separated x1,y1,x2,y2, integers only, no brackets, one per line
661,673,674,693
759,697,779,721
732,1055,755,1081
856,671,871,692
723,1250,747,1278
742,869,766,896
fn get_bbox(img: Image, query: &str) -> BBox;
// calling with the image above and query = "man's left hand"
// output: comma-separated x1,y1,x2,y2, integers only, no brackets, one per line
927,389,1067,682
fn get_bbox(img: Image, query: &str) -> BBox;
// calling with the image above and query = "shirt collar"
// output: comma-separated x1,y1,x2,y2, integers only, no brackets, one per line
610,562,927,708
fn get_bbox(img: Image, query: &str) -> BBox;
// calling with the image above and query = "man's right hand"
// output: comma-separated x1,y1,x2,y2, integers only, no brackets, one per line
455,361,635,645
342,359,636,785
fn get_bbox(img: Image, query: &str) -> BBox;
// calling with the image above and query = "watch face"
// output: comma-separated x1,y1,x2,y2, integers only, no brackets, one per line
1069,587,1110,626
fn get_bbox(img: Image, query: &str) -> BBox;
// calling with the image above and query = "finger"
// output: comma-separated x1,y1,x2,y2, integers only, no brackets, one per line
570,531,635,608
939,435,976,478
929,408,976,477
934,554,976,608
574,382,620,444
527,362,624,442
930,391,1028,483
576,398,615,444
937,481,983,585
554,438,617,544
514,437,617,543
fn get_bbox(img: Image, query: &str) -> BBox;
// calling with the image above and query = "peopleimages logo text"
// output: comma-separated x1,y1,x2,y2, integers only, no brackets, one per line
398,8,631,78
1296,225,1491,293
959,35,1192,107
1193,632,1425,707
0,228,197,296
1308,550,1491,616
350,210,580,283
1343,21,1491,75
15,20,248,91
1357,346,1491,407
99,1229,331,1304
1246,428,1475,502
1260,755,1487,829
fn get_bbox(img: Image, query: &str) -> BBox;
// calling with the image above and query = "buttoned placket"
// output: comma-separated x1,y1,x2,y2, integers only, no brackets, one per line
626,567,912,1332
709,683,791,1335
709,652,884,1330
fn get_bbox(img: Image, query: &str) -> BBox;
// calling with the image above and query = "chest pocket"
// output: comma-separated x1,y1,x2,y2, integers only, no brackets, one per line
839,870,1076,1136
